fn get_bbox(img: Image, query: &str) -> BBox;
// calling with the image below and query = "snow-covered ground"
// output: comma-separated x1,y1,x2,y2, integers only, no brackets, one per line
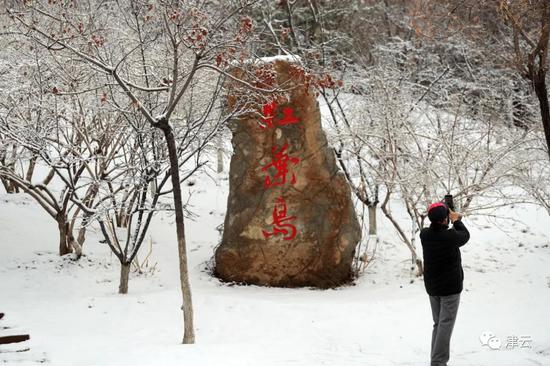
1,172,549,366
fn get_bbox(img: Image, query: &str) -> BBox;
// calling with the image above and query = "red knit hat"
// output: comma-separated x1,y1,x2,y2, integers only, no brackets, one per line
428,202,449,223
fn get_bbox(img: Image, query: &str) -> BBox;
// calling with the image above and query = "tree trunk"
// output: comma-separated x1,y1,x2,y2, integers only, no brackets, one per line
25,156,37,182
0,175,19,193
368,205,377,236
0,177,16,193
68,233,82,259
57,214,71,256
76,225,88,249
72,182,99,255
380,191,423,275
159,120,195,344
533,74,550,160
8,180,19,193
217,147,224,173
119,262,131,294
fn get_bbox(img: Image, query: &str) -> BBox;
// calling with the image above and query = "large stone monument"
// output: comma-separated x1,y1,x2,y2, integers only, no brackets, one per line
214,59,361,288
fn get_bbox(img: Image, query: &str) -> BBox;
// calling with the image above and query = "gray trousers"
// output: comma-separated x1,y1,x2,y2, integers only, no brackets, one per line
429,293,461,366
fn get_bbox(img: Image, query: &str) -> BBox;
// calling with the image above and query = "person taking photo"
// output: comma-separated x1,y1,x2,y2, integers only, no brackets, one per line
420,201,470,366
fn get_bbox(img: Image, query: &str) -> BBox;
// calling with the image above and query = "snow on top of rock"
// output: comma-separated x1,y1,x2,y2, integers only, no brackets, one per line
229,54,302,67
255,55,302,64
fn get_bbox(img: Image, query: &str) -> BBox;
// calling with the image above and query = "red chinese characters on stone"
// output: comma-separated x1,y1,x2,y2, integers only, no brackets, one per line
261,143,299,189
259,101,301,241
262,196,297,241
260,101,300,129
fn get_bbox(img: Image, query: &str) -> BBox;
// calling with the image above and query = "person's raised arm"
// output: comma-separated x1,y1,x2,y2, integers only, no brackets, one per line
450,211,470,247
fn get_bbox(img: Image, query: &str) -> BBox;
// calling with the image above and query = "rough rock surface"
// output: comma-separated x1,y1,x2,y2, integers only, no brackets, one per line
214,60,361,288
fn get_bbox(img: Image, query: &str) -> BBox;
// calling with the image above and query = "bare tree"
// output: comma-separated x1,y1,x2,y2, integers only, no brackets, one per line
411,0,549,158
0,88,127,257
497,0,550,159
79,88,230,294
6,0,273,343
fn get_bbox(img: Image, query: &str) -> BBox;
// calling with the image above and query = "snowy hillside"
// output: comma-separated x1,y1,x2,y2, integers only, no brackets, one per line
1,171,549,366
2,1,550,365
